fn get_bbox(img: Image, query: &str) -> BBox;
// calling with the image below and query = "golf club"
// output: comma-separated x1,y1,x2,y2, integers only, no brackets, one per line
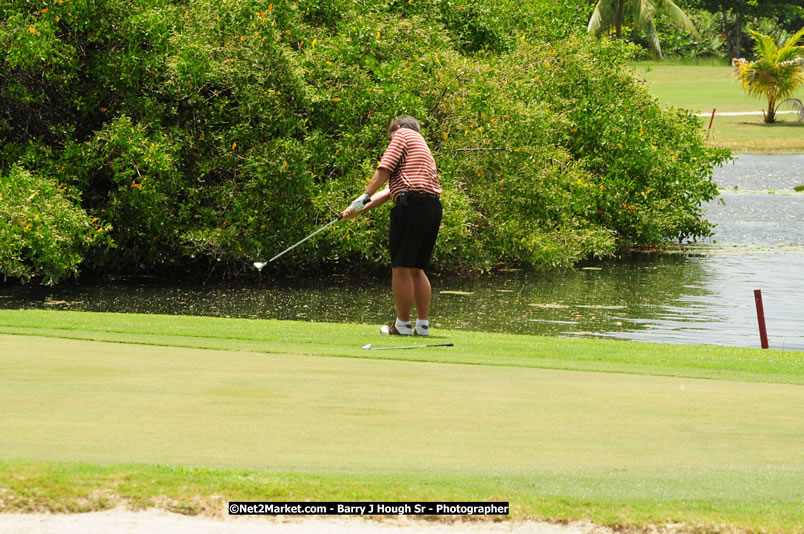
254,216,342,271
362,343,454,350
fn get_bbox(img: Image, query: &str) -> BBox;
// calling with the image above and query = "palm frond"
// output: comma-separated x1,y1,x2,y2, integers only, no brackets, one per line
588,0,620,36
776,27,804,63
638,0,658,25
644,17,662,57
776,47,800,63
735,61,767,98
750,30,778,62
783,26,804,49
776,98,804,121
655,0,700,38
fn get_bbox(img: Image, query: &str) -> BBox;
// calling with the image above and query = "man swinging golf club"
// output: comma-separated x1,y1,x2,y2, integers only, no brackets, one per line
341,115,442,337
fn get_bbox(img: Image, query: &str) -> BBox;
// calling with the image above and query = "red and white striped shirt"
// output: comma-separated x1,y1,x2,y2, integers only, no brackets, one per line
378,128,441,202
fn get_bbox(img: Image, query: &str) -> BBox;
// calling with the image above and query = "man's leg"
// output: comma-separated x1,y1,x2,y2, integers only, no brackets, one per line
391,266,415,323
393,267,431,321
411,268,431,320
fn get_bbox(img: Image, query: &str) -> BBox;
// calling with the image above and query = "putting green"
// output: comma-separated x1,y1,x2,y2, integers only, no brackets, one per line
3,335,802,484
1,311,803,529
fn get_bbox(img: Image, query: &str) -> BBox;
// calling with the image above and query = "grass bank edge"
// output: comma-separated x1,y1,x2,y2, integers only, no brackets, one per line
0,461,801,533
1,310,801,384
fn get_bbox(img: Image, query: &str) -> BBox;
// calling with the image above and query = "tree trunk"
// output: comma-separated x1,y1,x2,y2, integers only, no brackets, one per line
735,9,743,57
766,95,776,124
615,0,625,38
721,7,736,59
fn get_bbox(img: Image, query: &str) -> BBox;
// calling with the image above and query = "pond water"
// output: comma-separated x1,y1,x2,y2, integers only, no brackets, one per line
705,154,804,244
2,154,803,351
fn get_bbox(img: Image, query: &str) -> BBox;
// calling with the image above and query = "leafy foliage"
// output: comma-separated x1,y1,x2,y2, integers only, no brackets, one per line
629,9,725,58
1,0,729,283
587,0,699,57
680,0,804,58
534,38,731,244
0,166,112,285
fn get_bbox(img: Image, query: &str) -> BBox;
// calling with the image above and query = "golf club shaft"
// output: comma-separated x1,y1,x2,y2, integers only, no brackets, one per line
371,343,453,350
269,216,341,263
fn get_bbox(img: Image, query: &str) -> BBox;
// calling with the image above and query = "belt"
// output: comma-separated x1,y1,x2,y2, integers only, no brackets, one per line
401,190,439,200
396,189,439,206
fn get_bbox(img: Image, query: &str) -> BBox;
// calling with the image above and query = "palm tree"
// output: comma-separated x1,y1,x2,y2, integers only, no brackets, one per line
732,28,804,123
587,0,699,57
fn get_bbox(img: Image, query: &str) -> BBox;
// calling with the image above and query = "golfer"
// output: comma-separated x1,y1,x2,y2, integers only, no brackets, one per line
341,115,443,336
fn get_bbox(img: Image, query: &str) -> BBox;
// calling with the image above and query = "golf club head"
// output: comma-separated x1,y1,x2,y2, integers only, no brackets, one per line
362,343,372,350
253,262,267,272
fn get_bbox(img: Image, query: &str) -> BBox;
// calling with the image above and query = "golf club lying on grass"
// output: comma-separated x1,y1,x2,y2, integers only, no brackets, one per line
362,343,454,350
254,216,342,271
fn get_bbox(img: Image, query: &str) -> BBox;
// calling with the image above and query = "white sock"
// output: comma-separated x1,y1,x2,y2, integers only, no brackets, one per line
395,318,412,330
416,319,429,329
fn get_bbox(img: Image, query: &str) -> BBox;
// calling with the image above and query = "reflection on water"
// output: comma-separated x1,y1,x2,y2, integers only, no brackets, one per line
1,155,802,351
597,254,804,350
713,154,803,191
703,154,804,245
705,194,804,245
2,252,802,351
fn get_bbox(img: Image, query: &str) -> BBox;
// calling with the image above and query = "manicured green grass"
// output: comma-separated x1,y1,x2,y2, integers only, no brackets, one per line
630,63,760,113
1,310,802,383
705,114,804,153
2,461,803,531
629,63,804,153
1,310,803,531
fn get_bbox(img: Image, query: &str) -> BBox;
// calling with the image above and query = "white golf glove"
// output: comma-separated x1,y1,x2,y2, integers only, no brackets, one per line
350,193,371,212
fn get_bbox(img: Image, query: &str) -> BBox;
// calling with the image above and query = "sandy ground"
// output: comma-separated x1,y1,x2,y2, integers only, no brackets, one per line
0,509,616,534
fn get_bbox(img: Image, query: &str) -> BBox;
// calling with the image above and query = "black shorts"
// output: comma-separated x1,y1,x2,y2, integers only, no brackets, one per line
389,193,442,270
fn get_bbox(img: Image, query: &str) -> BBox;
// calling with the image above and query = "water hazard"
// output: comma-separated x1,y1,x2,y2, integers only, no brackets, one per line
2,155,803,350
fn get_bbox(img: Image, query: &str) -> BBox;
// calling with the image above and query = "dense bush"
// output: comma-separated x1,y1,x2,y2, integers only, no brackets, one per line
1,0,729,284
531,38,731,244
0,166,112,284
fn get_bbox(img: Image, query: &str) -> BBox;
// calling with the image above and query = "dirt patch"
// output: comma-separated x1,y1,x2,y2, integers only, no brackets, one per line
0,508,618,534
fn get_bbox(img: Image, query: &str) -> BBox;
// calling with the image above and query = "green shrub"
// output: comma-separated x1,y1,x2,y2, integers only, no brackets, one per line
0,167,112,285
0,0,730,282
529,38,731,244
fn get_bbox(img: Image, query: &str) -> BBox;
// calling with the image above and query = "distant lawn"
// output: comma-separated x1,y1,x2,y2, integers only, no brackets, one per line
705,114,804,153
630,62,804,153
1,310,803,531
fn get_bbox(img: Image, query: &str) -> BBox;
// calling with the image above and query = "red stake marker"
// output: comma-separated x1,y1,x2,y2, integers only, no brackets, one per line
706,108,716,140
754,289,769,349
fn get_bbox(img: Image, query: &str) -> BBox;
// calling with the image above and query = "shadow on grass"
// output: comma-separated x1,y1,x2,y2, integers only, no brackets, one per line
740,121,804,127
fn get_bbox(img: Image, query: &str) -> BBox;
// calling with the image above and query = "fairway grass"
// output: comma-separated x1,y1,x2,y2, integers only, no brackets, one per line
630,63,804,153
704,114,804,154
1,310,803,531
1,310,802,384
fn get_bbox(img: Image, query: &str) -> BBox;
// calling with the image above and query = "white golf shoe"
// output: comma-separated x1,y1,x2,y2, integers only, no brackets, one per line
380,320,413,336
